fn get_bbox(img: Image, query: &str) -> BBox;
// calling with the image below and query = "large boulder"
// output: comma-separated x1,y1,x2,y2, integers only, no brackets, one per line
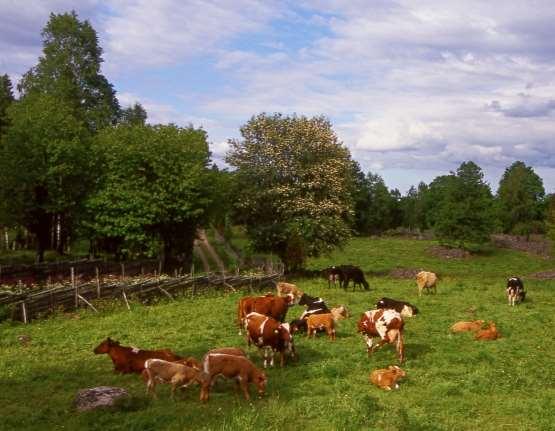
74,386,129,412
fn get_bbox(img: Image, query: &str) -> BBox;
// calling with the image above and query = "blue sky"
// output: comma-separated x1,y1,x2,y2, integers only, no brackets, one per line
2,0,555,193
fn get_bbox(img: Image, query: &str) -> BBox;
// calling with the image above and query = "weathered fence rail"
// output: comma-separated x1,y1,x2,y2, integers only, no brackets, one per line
4,272,281,323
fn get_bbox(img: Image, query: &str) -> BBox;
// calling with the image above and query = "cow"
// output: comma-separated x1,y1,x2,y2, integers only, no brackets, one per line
416,271,437,296
334,265,369,290
475,322,501,341
323,267,343,288
375,297,419,317
357,309,405,363
199,353,267,402
450,320,485,333
370,366,406,391
298,293,331,320
276,281,303,304
306,313,336,340
244,312,296,367
237,294,291,334
506,277,526,306
143,359,203,399
290,305,347,334
93,337,182,374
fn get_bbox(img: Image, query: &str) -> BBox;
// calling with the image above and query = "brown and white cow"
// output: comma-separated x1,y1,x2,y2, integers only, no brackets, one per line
357,309,405,363
245,312,296,367
237,294,291,335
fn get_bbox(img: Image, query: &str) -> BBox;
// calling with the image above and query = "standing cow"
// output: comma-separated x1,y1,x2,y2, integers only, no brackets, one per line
237,294,291,334
416,271,437,296
506,276,526,306
357,309,405,363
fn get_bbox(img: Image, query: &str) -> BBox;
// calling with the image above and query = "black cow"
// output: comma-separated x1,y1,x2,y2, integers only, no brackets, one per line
375,297,419,317
334,265,369,290
506,277,526,306
298,293,331,320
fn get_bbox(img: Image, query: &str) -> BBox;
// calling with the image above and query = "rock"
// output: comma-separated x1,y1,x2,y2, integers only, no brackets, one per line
74,386,129,412
17,335,31,346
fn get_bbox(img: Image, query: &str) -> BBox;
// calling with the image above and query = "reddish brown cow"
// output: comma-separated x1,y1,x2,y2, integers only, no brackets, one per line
245,312,296,367
93,337,182,374
357,309,405,363
237,294,291,334
199,353,267,402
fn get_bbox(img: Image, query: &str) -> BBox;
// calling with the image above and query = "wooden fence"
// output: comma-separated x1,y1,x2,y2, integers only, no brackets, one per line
1,271,281,323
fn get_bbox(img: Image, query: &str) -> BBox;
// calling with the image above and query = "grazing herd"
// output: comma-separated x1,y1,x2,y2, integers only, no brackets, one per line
93,268,527,399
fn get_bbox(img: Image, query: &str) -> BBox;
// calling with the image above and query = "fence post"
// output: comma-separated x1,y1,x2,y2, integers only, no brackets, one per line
21,302,28,324
191,263,195,297
121,263,125,280
95,266,100,299
71,267,77,308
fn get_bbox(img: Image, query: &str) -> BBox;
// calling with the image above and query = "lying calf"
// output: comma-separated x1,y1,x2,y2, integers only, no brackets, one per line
143,358,203,399
450,320,485,333
475,322,501,340
200,353,267,402
370,365,406,390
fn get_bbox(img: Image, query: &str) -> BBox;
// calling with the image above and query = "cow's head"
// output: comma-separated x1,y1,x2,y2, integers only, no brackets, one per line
254,370,268,396
289,319,307,334
387,365,406,378
277,323,295,355
400,304,418,317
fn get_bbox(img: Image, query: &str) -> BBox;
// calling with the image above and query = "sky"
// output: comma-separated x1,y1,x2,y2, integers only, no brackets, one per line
1,0,555,194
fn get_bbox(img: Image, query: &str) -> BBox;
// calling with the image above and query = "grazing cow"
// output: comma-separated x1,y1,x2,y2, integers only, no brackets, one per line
237,294,291,334
335,265,369,290
143,359,203,399
245,312,296,367
298,293,331,319
370,366,406,391
199,353,267,402
375,297,419,317
450,320,485,333
416,271,438,296
93,337,182,374
306,313,336,340
174,356,203,370
323,267,343,288
506,277,526,306
357,309,405,363
276,281,303,304
475,322,501,340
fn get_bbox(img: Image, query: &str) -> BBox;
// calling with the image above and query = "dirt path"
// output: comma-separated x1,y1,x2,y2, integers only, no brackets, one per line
213,229,243,265
193,242,210,272
195,229,226,273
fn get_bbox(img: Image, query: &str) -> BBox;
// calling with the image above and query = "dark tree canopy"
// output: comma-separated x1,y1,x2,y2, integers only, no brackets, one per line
497,161,545,235
0,74,15,138
120,102,147,126
18,11,119,131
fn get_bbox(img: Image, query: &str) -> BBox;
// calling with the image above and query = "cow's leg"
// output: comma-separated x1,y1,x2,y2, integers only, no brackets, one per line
280,351,285,367
396,331,405,363
239,375,250,400
365,335,374,355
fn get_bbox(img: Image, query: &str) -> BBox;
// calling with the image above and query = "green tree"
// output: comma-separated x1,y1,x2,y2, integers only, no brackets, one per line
497,161,545,236
226,113,353,271
433,161,495,248
0,94,91,262
120,102,147,126
18,11,119,131
86,124,212,269
0,74,15,138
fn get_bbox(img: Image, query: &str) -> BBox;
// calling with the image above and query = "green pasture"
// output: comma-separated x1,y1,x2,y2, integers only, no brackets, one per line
1,238,554,430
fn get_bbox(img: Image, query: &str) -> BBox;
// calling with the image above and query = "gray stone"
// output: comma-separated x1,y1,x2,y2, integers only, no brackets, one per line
74,386,129,412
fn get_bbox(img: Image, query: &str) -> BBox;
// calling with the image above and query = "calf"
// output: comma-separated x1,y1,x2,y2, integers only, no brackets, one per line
416,271,437,296
143,359,203,399
306,313,336,340
376,297,419,317
324,267,343,288
357,309,405,363
475,322,501,341
506,277,526,306
276,281,303,304
245,312,296,367
370,366,406,390
450,320,485,333
237,294,291,334
199,353,267,402
291,305,348,334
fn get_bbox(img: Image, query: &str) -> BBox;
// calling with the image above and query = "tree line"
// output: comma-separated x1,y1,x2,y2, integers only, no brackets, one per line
0,11,553,271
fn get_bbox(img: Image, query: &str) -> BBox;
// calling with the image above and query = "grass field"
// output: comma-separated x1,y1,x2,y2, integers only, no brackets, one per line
1,238,554,430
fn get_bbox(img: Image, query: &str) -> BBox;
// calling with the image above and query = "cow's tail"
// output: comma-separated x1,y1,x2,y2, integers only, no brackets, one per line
237,299,244,335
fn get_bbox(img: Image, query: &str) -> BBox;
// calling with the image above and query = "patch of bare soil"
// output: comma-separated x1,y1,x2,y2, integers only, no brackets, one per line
389,268,421,279
491,234,552,258
427,245,470,259
528,270,555,280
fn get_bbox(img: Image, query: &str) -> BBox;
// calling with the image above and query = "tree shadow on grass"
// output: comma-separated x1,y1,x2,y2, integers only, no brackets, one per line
403,342,433,360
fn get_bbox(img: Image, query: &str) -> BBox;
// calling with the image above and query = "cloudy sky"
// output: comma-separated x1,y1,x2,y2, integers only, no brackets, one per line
2,0,555,193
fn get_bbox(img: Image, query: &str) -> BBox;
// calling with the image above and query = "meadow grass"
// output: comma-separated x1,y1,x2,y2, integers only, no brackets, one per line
1,238,554,430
